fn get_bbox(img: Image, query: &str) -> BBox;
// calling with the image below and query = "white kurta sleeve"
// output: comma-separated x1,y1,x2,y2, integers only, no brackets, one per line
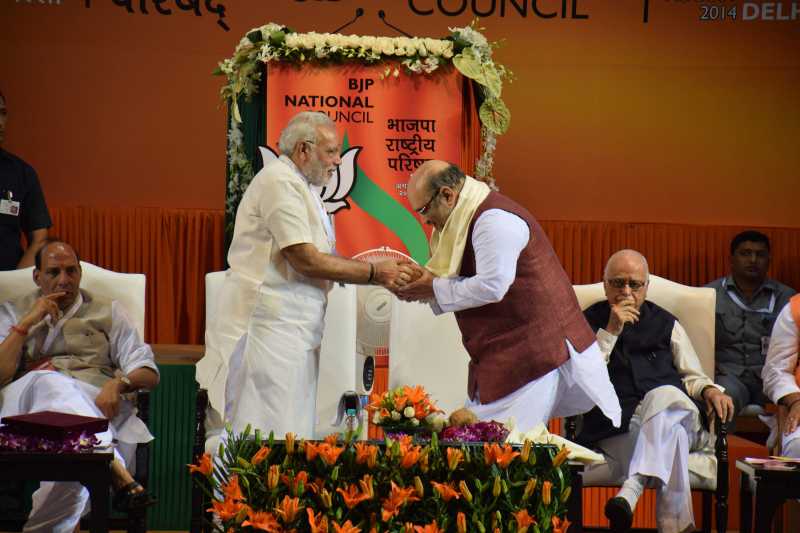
262,177,314,250
671,321,718,400
762,303,799,403
595,328,619,363
432,209,530,313
109,301,159,377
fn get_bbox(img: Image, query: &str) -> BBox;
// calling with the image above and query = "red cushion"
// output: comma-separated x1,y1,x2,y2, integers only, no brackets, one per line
1,411,108,438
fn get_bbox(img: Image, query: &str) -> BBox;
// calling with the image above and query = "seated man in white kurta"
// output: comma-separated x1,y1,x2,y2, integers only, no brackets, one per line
0,240,159,533
576,250,734,533
762,294,800,457
224,111,406,440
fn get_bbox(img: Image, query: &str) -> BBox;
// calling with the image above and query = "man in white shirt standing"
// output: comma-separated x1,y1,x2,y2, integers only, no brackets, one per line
579,250,734,533
762,295,800,457
0,240,158,532
397,160,621,434
222,111,407,440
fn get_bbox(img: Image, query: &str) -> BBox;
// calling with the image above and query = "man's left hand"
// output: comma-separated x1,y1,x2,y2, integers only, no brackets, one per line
95,378,124,419
702,386,734,423
396,265,436,301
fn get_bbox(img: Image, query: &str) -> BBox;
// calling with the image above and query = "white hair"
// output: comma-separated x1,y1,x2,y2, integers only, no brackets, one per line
604,249,650,279
277,111,335,156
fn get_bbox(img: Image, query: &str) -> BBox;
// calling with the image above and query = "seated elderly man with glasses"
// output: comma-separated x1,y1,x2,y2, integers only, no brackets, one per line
576,249,734,533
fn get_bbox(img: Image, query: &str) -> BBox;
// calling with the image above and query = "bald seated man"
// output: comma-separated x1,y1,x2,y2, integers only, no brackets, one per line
0,240,158,531
577,250,734,533
397,160,621,433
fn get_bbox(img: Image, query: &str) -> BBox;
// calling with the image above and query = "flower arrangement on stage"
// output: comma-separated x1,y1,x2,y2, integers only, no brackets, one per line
189,427,573,533
367,385,445,434
217,20,512,223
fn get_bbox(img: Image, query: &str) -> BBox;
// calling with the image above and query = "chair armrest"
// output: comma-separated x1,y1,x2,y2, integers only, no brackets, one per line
714,414,729,493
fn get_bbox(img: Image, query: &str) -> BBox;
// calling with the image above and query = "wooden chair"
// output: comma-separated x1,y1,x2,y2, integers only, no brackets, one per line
568,274,728,533
0,262,152,533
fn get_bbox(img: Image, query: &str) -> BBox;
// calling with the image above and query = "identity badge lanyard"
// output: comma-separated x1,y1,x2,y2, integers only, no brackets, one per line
725,287,776,315
724,281,776,355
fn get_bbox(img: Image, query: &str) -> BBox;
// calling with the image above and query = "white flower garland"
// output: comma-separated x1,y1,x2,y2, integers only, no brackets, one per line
218,21,511,216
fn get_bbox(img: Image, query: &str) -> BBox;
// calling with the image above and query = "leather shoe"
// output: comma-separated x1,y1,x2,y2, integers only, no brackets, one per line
605,496,633,532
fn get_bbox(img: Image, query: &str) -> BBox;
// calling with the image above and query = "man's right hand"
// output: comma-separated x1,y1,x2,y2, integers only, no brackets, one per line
372,260,418,290
19,292,65,329
606,297,639,335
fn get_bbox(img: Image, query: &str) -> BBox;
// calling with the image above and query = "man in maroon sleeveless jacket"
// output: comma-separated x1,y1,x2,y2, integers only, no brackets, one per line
398,160,621,433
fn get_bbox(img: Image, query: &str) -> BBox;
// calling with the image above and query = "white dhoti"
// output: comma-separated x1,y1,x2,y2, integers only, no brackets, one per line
225,287,327,439
465,340,622,433
0,371,152,532
584,385,715,533
195,270,260,451
782,424,800,457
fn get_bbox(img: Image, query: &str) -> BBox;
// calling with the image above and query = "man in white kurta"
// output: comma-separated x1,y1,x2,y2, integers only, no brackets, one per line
762,295,800,457
579,250,734,533
224,111,405,440
397,160,621,434
0,241,159,533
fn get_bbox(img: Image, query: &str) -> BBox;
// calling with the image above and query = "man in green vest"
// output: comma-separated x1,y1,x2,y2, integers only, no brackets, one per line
0,240,158,531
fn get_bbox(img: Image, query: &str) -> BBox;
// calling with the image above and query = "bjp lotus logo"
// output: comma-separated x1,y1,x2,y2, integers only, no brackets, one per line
259,145,361,215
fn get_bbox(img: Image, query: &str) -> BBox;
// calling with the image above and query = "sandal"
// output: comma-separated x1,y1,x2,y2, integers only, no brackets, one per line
112,481,158,512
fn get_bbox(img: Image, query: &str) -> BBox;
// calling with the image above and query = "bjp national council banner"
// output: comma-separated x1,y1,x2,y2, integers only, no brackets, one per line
264,63,469,263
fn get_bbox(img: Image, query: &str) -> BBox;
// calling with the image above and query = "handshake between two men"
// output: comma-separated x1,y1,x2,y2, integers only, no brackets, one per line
367,259,435,302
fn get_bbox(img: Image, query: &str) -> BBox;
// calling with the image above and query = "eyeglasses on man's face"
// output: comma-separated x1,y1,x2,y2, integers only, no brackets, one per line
605,278,647,291
415,188,440,216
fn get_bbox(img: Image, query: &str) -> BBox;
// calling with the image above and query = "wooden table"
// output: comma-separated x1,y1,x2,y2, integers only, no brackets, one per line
0,448,113,533
737,458,800,533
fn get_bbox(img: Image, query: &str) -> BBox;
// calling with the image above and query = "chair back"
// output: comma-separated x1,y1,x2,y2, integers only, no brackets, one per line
0,262,146,339
389,300,470,415
204,270,227,328
573,274,716,379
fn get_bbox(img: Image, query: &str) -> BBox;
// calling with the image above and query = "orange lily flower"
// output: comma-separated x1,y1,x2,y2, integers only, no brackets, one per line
430,481,460,502
367,391,383,410
188,453,212,476
381,481,420,522
242,509,282,532
307,508,329,533
552,445,570,467
551,516,572,533
251,446,271,466
306,441,320,462
332,520,361,533
268,464,281,490
307,477,326,495
403,385,427,405
414,521,443,533
223,475,244,502
274,494,302,523
542,480,552,505
495,444,521,469
400,445,422,469
281,470,309,495
324,434,339,446
513,509,536,533
337,483,369,509
446,447,464,470
358,474,375,499
317,443,345,466
456,512,467,533
208,498,247,521
355,442,379,466
484,443,499,465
